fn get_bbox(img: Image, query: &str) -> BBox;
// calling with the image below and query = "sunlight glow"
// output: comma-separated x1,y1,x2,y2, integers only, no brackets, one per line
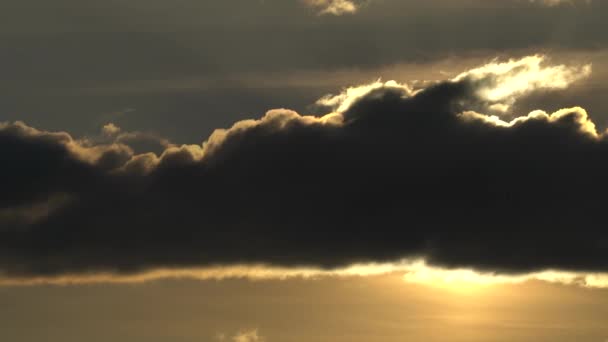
454,55,591,112
2,259,608,289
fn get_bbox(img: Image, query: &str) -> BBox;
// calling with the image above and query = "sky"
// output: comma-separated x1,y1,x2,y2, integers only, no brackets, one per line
2,0,608,341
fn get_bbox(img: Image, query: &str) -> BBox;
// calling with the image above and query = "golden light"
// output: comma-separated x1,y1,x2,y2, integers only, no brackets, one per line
2,259,608,289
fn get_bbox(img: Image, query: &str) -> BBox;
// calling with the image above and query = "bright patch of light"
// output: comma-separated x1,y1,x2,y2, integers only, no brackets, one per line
454,55,591,111
3,260,608,289
316,80,413,113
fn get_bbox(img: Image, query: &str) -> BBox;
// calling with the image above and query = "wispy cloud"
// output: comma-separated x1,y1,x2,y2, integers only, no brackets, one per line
528,0,591,6
302,0,361,15
233,330,264,342
301,0,590,16
215,329,264,342
317,55,591,114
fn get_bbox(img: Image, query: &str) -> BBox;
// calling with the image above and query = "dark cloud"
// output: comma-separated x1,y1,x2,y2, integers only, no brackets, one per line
1,56,608,278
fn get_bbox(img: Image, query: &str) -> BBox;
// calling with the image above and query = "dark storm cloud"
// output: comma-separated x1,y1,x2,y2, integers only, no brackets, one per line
1,56,607,277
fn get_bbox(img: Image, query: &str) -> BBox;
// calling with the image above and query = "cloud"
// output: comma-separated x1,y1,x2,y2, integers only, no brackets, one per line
302,0,362,15
102,123,121,137
318,55,590,115
214,329,263,342
454,55,591,112
1,55,608,280
2,260,608,289
98,123,174,155
301,0,591,16
233,330,263,342
301,0,592,16
528,0,591,6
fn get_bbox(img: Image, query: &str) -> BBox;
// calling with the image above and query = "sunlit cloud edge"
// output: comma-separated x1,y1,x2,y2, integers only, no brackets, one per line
2,260,607,289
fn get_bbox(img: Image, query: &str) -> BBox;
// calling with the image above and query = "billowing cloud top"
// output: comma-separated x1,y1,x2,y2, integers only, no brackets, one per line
1,55,606,281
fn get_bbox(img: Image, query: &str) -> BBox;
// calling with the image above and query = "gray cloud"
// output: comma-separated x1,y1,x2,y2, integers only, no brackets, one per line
301,0,363,15
1,56,608,278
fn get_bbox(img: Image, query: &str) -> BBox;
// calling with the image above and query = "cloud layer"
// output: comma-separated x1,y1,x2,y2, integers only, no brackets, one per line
1,55,606,280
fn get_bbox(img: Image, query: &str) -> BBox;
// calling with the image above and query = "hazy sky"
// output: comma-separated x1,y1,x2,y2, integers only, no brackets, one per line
3,276,608,342
2,0,608,139
2,1,608,341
